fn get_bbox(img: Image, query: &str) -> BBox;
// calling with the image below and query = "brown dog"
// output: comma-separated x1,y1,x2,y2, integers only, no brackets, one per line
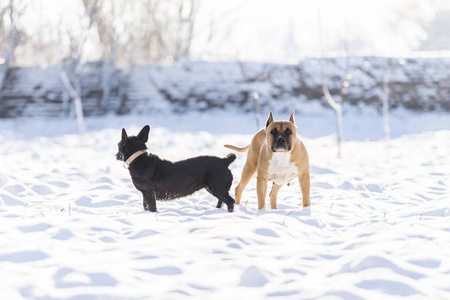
225,111,310,210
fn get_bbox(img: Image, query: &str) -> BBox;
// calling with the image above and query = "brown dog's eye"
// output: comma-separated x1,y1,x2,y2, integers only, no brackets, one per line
285,129,292,136
270,129,278,135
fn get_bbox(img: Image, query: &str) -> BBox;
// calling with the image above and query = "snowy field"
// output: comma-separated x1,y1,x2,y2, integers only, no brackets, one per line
0,108,449,299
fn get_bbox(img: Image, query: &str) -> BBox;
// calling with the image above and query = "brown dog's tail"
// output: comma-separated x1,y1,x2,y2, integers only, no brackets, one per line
224,144,249,153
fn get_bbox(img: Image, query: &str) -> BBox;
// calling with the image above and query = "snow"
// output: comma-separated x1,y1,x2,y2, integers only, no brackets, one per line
0,108,449,299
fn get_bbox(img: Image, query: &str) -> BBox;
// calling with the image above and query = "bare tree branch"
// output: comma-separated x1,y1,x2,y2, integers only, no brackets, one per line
237,58,261,129
318,4,343,158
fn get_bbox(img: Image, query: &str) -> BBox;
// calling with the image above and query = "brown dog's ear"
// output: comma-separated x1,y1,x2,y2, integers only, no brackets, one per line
266,111,274,127
122,128,128,141
137,125,150,142
289,111,295,124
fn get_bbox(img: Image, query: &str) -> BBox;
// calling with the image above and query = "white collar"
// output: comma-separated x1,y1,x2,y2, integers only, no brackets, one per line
123,149,148,169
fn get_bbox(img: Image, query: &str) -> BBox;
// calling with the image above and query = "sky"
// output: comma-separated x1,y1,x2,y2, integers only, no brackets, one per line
13,0,450,64
191,0,449,61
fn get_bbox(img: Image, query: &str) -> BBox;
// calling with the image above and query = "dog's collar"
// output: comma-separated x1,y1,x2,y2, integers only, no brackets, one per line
123,149,148,169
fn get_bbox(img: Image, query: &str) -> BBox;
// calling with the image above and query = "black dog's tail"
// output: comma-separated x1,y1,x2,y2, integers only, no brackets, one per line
223,153,236,166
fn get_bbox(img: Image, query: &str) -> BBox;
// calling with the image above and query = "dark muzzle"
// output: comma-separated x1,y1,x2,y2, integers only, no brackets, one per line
116,152,124,161
272,134,291,152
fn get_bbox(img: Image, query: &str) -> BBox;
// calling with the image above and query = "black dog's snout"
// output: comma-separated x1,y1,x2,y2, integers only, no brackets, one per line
116,152,124,161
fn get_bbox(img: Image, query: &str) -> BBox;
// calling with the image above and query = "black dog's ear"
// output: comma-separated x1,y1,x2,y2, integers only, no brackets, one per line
138,125,150,142
122,128,128,141
289,111,295,125
266,111,274,127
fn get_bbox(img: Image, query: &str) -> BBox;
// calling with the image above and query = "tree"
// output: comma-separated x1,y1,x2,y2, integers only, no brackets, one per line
237,59,261,129
141,0,201,62
320,61,343,158
382,61,390,141
0,0,27,96
55,0,99,134
284,19,299,60
82,0,118,113
173,0,199,61
317,5,343,158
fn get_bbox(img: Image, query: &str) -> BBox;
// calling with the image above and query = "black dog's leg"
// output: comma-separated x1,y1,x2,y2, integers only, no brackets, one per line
212,192,234,212
206,186,223,209
142,194,149,211
143,191,157,212
222,195,235,213
208,170,235,212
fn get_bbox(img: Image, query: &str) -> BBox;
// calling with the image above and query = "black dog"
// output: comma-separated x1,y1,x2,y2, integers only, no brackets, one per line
116,125,236,212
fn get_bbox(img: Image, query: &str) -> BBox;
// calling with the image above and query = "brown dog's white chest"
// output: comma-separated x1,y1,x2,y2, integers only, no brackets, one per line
267,152,298,185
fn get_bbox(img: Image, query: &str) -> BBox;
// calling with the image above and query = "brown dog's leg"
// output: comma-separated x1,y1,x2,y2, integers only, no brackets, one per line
269,183,282,209
299,172,310,207
235,162,257,204
256,175,268,210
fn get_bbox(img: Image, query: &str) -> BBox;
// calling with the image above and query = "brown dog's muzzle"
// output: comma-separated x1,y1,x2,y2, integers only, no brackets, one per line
271,134,291,152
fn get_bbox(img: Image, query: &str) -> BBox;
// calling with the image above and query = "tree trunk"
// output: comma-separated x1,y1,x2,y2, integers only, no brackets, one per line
320,60,343,158
59,69,85,134
0,23,18,97
382,69,390,141
101,45,116,113
237,60,261,129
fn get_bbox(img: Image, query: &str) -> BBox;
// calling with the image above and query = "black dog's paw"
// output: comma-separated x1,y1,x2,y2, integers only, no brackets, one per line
148,205,157,212
143,203,157,212
216,200,223,209
227,203,234,213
